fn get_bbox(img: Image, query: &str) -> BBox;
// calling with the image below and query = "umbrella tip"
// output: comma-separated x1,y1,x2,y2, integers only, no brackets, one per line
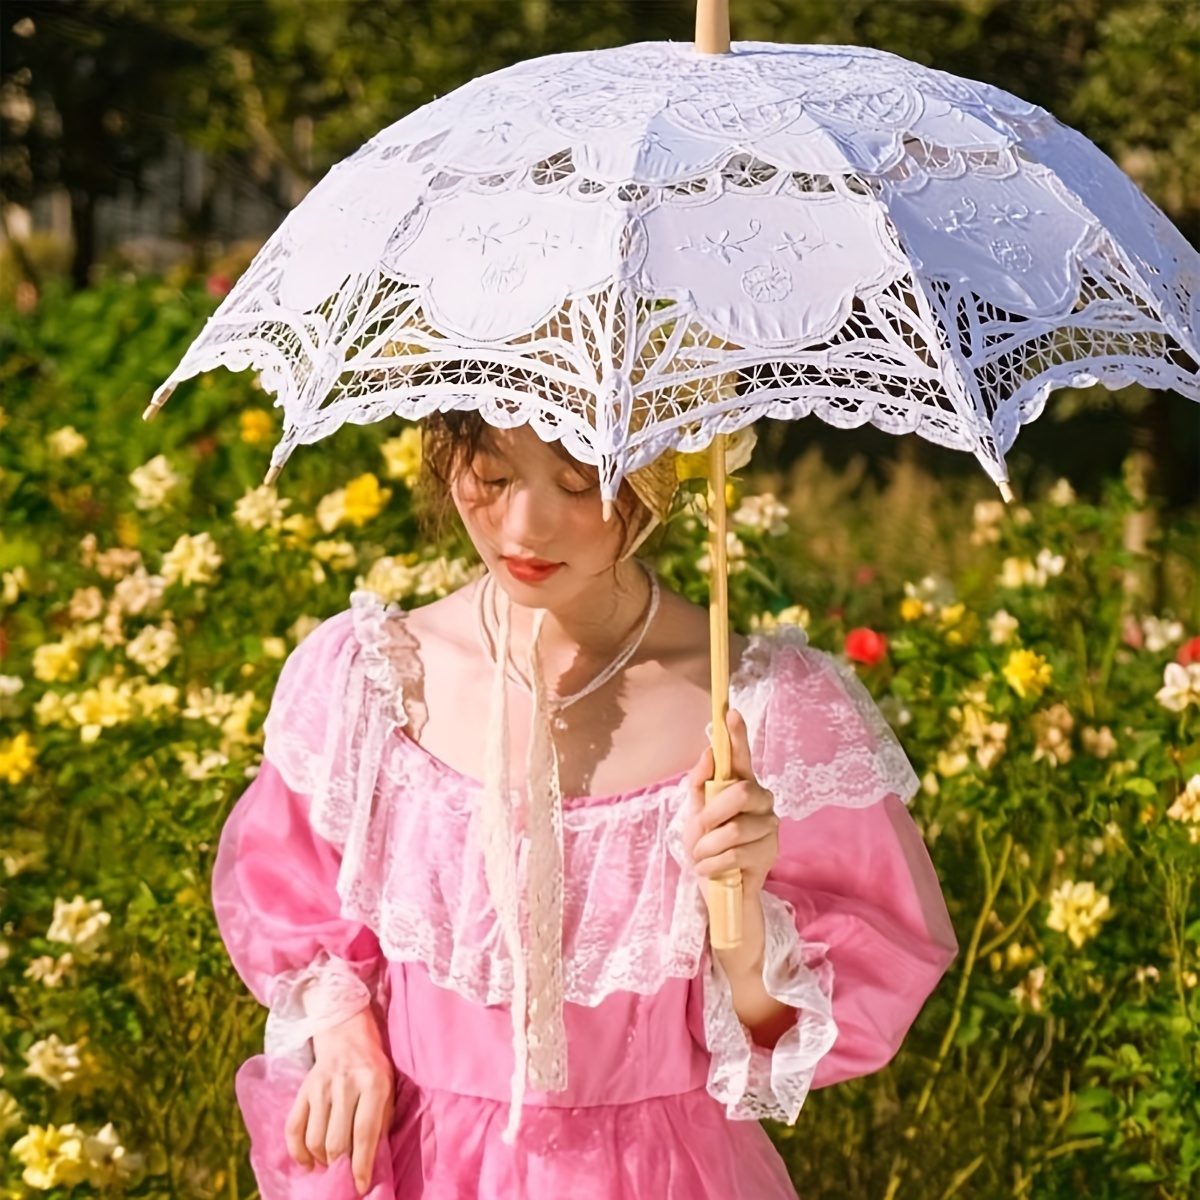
602,499,614,522
998,479,1015,504
264,465,282,487
143,384,175,422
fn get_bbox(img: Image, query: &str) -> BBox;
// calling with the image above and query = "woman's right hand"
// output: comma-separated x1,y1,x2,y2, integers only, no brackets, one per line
285,1008,395,1196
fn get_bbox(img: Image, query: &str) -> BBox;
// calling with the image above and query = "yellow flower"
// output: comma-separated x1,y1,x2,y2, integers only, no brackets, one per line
1002,648,1052,699
900,596,925,622
342,473,392,526
131,680,180,718
161,532,222,586
936,747,971,777
381,427,423,486
47,426,88,458
1010,965,1047,1013
33,640,82,683
11,1122,89,1189
750,604,810,633
262,636,287,659
240,409,275,444
0,731,36,784
66,676,137,742
25,953,75,987
937,602,979,646
312,540,358,571
233,484,291,532
0,1087,22,1137
1166,775,1200,824
1046,880,1111,949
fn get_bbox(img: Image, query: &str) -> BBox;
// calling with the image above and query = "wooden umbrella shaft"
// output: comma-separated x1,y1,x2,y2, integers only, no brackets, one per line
706,433,743,950
695,0,731,54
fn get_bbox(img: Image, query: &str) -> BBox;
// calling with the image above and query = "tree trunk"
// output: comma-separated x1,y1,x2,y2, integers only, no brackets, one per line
69,187,95,290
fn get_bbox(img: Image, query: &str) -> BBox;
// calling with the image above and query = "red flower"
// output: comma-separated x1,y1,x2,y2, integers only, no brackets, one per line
206,274,233,299
0,626,7,661
1177,636,1200,667
192,434,219,457
853,565,877,586
845,627,888,666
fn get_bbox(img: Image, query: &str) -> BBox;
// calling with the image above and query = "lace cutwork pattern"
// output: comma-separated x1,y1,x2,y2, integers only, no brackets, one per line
154,41,1198,500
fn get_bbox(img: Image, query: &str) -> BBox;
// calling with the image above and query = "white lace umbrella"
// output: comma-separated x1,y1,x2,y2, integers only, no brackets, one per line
148,2,1200,947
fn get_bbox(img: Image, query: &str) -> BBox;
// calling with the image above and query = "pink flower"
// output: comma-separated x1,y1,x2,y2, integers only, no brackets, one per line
1177,636,1200,667
206,274,233,299
853,566,877,586
1121,614,1144,650
845,627,888,666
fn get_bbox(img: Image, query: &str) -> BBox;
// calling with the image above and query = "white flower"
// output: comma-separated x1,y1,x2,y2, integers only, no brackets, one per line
129,455,181,510
161,532,222,586
177,748,229,781
83,1122,144,1184
988,609,1020,645
970,499,1006,545
47,426,88,458
1036,548,1065,578
696,532,747,574
1141,616,1184,654
903,574,956,615
233,484,291,532
24,953,74,987
125,622,178,676
315,488,348,533
731,493,789,536
46,895,111,956
0,674,23,718
23,1034,85,1090
1156,662,1200,712
112,567,166,616
1047,478,1076,506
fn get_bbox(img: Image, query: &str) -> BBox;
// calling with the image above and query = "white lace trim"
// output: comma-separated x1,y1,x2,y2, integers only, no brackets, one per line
264,950,382,1066
702,890,838,1123
259,591,915,1014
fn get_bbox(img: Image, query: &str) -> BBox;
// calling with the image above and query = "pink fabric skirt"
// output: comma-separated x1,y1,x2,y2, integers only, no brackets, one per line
237,1056,800,1200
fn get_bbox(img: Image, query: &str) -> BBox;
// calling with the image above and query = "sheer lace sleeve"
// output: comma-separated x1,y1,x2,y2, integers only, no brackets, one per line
693,633,958,1124
212,758,386,1069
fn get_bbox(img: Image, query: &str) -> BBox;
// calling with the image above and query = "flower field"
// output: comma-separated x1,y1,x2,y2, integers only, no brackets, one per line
1,275,1199,1198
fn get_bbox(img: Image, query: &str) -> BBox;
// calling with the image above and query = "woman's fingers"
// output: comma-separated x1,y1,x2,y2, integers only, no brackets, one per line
285,1087,314,1169
324,1077,356,1164
692,812,779,866
350,1080,392,1195
302,1085,331,1167
724,708,756,780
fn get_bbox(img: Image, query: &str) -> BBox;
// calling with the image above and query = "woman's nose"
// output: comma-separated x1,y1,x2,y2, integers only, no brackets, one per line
502,482,556,548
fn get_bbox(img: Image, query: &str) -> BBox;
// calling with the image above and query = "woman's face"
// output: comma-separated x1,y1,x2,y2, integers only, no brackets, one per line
450,424,643,608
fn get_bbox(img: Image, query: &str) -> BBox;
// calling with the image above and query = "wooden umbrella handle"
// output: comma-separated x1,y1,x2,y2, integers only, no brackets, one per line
706,433,743,950
695,0,731,54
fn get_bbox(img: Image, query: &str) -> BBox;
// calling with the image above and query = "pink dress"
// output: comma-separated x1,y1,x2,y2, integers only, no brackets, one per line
212,590,958,1199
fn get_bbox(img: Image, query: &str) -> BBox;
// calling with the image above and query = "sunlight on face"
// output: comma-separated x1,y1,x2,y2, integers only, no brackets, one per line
450,425,643,607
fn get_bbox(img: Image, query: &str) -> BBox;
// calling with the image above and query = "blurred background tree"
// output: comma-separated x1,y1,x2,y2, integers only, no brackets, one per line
2,0,1197,507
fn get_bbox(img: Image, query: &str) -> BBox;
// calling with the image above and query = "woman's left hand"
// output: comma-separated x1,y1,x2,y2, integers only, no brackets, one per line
683,708,779,898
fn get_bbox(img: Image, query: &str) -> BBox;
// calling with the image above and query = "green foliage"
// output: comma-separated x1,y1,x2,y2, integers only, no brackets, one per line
1,277,1199,1197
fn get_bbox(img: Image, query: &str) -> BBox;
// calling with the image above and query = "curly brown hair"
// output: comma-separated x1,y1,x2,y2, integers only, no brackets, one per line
415,411,652,558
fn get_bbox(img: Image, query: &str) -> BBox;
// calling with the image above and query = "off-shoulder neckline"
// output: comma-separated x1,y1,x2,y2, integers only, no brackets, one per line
346,587,814,806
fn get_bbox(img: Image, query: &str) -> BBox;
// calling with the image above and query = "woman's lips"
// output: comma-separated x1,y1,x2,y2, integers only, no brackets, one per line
503,556,563,583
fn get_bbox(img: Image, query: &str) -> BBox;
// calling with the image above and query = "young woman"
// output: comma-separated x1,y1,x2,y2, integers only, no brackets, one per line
212,414,958,1199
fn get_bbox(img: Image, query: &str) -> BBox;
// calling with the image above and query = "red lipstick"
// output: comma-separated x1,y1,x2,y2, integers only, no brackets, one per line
503,556,563,584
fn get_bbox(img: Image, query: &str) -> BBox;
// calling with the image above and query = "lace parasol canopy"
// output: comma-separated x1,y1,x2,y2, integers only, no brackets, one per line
150,39,1200,502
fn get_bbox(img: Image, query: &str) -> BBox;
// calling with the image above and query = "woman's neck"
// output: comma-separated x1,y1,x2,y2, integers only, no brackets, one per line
500,560,654,679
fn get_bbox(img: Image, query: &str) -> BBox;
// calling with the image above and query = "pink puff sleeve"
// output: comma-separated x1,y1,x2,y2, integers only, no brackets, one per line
693,630,959,1124
211,610,395,1200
